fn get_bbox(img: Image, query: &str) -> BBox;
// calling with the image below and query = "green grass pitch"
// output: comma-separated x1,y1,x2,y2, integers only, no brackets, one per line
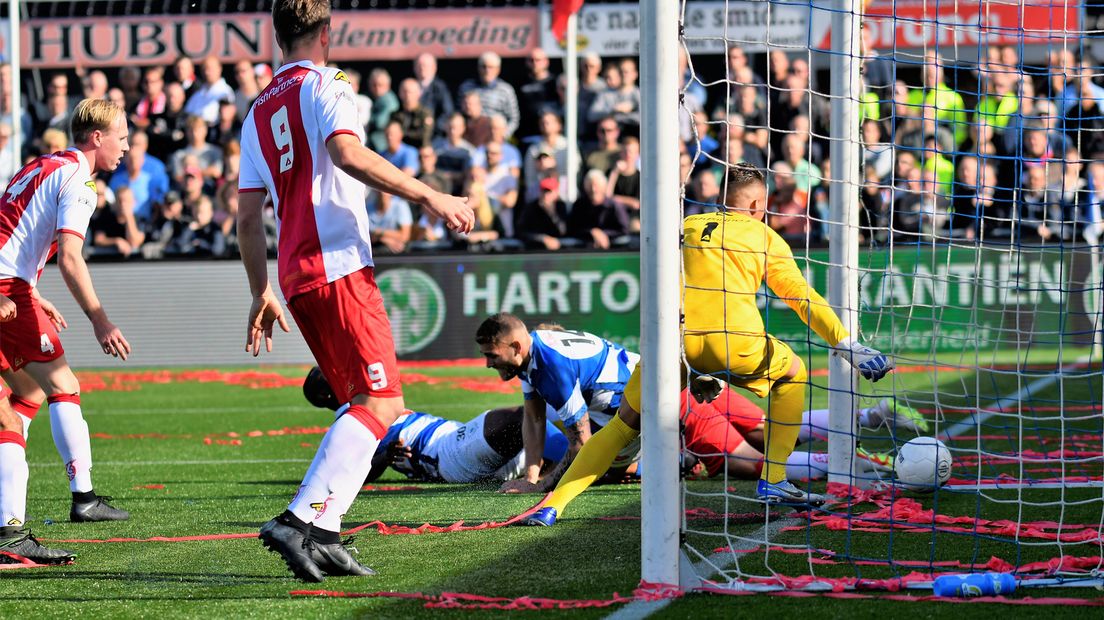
1,359,1101,618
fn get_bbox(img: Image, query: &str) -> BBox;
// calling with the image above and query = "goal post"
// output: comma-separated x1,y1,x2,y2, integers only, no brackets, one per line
638,0,683,587
826,0,863,487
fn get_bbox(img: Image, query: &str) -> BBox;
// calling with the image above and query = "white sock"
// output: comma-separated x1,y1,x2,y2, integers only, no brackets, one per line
786,451,829,481
798,409,830,444
0,435,29,527
49,399,94,493
287,411,381,533
16,414,32,440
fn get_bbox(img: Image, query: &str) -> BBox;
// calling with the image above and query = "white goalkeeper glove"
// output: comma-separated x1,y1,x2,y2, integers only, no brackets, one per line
689,374,725,404
834,338,895,382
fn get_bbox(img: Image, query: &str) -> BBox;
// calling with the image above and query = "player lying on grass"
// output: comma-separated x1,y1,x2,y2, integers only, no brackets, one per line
303,367,569,484
678,386,923,481
475,315,643,494
524,163,895,526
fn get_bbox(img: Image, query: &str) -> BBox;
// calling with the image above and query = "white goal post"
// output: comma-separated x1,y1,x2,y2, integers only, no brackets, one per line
639,0,683,586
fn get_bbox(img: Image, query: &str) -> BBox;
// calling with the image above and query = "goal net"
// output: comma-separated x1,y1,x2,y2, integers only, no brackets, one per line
671,0,1104,594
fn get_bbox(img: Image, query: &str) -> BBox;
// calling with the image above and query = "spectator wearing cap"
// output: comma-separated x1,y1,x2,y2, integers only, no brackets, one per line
367,68,399,153
233,59,261,121
472,114,522,173
185,55,235,124
133,67,168,131
109,130,170,225
381,121,420,178
169,115,223,185
518,48,559,140
518,176,573,250
392,79,434,149
460,91,493,148
459,52,521,138
523,110,568,202
413,52,455,138
432,112,477,178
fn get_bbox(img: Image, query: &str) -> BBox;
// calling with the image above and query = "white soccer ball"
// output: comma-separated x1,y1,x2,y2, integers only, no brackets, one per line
894,437,953,492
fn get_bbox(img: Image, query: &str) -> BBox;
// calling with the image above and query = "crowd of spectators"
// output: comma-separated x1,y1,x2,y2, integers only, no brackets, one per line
0,30,1102,261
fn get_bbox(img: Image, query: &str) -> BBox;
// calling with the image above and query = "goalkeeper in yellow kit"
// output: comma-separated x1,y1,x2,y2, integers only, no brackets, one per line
523,163,894,525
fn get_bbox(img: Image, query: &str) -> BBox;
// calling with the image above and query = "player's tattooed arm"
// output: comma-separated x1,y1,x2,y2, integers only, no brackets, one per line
564,413,592,456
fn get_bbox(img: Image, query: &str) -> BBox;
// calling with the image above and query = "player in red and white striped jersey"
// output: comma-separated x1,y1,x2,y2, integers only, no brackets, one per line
0,99,134,564
239,0,474,583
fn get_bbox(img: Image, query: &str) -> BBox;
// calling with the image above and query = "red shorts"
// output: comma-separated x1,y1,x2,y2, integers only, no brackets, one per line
0,278,64,372
681,389,765,477
287,267,401,403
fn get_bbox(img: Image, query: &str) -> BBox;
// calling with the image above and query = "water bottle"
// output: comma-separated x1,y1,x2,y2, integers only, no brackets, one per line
932,572,1017,597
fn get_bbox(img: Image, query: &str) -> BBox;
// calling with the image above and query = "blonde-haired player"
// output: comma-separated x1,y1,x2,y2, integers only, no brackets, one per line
525,163,893,525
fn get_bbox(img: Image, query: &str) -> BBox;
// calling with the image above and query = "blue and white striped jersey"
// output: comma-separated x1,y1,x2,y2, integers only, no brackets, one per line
372,410,568,482
377,411,455,481
519,330,639,428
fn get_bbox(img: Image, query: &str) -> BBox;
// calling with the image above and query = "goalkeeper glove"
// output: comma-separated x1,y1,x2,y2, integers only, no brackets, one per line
834,338,895,382
689,374,724,404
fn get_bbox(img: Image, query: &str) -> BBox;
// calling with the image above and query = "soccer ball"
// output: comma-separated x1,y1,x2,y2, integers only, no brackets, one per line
894,437,953,492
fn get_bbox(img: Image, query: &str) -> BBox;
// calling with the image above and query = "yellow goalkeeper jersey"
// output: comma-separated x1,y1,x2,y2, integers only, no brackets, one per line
681,210,849,348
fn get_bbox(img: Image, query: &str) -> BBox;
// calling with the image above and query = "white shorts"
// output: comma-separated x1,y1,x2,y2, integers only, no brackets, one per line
434,411,513,483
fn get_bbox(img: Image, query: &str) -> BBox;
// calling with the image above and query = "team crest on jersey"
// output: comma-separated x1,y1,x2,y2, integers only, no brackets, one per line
334,71,349,83
84,180,97,192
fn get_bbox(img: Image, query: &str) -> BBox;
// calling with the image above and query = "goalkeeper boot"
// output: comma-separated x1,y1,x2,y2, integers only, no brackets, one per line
855,445,896,474
520,507,558,527
259,517,324,583
756,479,827,507
869,399,929,433
70,494,130,522
0,526,75,565
310,536,377,577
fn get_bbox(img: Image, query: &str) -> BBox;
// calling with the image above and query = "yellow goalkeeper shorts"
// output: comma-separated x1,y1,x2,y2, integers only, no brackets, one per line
622,333,798,412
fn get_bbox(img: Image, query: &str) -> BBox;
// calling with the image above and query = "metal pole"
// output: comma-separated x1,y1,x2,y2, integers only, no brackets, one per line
9,0,21,163
639,0,681,586
564,12,579,207
827,0,862,486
